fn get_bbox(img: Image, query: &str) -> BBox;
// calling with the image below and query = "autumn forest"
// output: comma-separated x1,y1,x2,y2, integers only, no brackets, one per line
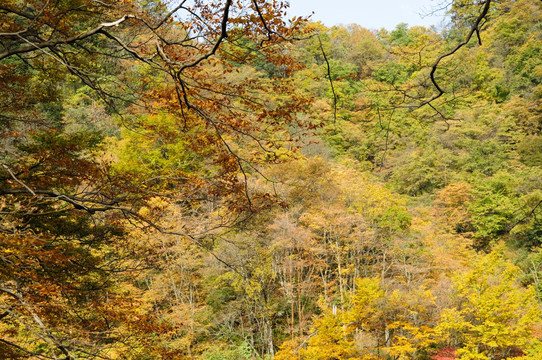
1,0,542,359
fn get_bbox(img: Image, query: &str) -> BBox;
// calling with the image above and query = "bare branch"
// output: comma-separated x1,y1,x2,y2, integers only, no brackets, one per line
0,338,58,360
318,34,337,123
178,0,232,72
1,163,37,196
0,15,136,61
424,0,492,104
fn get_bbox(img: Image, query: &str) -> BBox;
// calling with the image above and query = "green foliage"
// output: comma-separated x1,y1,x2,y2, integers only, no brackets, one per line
63,87,119,137
390,23,414,46
469,172,517,242
203,342,254,360
518,135,542,166
373,62,409,85
390,147,454,196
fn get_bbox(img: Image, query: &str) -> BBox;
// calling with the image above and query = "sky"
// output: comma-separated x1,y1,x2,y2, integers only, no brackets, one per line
287,0,449,30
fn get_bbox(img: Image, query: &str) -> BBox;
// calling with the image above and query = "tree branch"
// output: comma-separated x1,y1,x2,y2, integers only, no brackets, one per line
0,15,136,61
318,34,337,123
178,0,232,73
423,0,492,105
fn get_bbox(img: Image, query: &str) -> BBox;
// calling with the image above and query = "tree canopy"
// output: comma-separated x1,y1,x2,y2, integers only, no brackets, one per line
1,0,541,359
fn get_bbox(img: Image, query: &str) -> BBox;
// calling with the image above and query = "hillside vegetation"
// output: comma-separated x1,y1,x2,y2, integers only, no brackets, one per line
1,0,541,359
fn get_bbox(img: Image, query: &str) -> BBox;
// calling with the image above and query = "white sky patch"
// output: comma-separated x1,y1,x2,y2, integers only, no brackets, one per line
286,0,449,30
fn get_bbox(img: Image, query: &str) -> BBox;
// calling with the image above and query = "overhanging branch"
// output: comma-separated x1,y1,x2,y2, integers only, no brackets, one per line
423,0,492,105
0,15,136,61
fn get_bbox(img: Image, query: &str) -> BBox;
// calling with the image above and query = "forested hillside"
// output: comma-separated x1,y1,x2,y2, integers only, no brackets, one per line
1,0,541,359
